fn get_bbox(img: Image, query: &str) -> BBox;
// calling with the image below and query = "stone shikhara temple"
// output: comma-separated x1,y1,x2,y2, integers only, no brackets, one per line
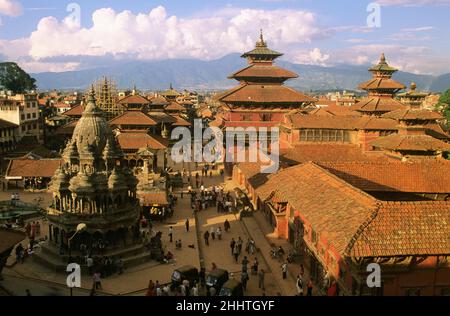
45,87,141,254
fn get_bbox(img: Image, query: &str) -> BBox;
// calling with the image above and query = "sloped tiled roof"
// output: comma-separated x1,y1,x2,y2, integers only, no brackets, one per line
171,114,191,127
371,134,450,152
6,159,62,178
349,201,450,257
116,132,168,150
358,78,405,91
117,94,150,105
256,162,450,258
62,104,85,117
381,108,443,120
350,97,407,113
281,143,387,165
218,84,316,104
256,163,378,255
229,64,298,80
164,102,187,112
109,111,157,126
139,191,169,206
321,161,450,193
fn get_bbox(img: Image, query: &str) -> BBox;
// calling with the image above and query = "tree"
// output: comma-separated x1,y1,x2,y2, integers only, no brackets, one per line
435,88,450,127
0,62,36,94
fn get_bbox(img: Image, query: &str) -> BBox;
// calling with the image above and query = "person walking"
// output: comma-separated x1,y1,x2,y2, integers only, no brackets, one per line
258,269,265,291
237,237,243,255
185,219,190,232
296,275,304,296
252,257,259,275
281,262,288,279
216,227,222,240
204,230,210,246
307,278,313,296
168,226,173,243
233,244,240,262
93,272,102,290
210,226,215,240
242,256,249,273
224,219,230,232
241,271,249,291
230,238,236,256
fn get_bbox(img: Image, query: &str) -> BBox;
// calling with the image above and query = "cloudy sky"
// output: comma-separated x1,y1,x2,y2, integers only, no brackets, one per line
0,0,449,74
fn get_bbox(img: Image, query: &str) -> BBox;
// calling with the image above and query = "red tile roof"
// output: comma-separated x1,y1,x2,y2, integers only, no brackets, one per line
350,97,407,113
218,84,316,104
358,78,406,91
164,102,187,112
256,162,450,257
349,201,450,257
109,111,158,126
171,115,191,127
148,95,170,106
6,159,62,178
281,143,388,165
381,108,443,120
117,132,168,150
229,64,298,80
117,94,150,105
321,161,450,193
63,104,85,117
371,134,450,152
139,191,169,206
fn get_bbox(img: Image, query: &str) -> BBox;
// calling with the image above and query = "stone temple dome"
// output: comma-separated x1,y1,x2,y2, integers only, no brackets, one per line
72,87,116,158
47,86,140,236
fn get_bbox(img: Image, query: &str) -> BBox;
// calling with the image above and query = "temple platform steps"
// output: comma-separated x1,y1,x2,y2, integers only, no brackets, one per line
32,242,153,274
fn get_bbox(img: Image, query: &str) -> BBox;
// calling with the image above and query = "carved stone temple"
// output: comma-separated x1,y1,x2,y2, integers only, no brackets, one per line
37,88,149,269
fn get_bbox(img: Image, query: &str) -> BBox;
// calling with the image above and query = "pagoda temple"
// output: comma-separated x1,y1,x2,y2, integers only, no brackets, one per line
45,87,141,261
397,82,430,108
215,31,315,130
351,53,407,116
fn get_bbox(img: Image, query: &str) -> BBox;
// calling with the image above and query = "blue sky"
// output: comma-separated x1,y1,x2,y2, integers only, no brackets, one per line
0,0,449,74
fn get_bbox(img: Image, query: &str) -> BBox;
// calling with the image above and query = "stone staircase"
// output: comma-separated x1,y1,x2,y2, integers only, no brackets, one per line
32,242,153,274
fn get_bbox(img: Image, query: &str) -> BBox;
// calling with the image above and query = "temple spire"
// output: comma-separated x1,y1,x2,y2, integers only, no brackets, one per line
256,29,266,47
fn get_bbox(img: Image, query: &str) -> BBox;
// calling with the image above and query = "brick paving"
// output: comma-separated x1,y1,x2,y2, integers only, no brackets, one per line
0,164,305,296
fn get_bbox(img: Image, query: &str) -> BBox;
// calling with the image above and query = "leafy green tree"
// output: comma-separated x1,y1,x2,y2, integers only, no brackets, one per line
0,62,36,94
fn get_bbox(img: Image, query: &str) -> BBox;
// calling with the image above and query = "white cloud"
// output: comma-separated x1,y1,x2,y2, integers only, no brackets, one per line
293,48,330,66
0,0,22,17
400,26,434,32
331,44,448,74
23,6,323,63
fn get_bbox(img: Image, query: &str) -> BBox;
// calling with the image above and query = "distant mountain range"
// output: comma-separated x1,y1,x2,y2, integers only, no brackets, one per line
31,53,450,93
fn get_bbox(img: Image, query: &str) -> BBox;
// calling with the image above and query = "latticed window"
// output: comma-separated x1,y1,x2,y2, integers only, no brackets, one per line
299,129,350,143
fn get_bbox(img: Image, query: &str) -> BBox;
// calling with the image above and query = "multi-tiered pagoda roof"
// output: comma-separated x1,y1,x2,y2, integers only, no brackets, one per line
351,53,407,116
216,31,315,107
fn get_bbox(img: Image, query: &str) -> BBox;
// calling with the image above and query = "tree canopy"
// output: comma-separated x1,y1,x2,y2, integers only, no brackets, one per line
441,89,450,123
0,62,36,94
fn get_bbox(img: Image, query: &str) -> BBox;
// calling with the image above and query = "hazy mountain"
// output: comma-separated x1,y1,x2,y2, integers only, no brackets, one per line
31,53,450,93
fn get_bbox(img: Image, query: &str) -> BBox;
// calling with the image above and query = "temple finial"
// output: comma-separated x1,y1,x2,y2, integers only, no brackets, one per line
380,52,386,63
170,83,173,90
256,29,266,47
